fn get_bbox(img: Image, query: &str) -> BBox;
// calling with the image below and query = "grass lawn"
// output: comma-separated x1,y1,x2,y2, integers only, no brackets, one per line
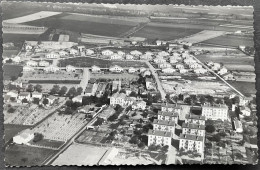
3,64,23,80
5,144,57,166
4,124,32,143
59,57,148,68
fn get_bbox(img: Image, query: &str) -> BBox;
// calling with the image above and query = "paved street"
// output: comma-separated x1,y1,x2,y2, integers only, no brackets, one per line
80,68,90,94
145,61,167,100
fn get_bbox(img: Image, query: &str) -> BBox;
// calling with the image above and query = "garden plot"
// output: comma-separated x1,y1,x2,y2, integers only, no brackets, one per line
3,11,62,24
31,112,88,141
5,98,66,126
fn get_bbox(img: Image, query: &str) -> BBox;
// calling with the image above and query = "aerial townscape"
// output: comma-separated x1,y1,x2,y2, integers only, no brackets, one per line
2,1,258,166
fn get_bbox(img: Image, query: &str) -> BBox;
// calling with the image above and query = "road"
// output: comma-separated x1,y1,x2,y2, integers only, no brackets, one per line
79,68,90,94
191,55,244,97
144,61,166,100
42,105,106,165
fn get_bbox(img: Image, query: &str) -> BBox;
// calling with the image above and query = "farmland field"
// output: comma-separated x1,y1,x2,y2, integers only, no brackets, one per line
202,35,254,47
4,124,32,143
133,23,202,41
227,81,256,97
195,53,254,66
3,33,39,44
24,13,135,37
3,64,23,80
59,57,148,68
5,144,57,166
2,50,20,57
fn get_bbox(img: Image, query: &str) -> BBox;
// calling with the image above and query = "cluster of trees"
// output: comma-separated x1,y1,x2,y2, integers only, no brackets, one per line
82,90,110,106
184,95,215,105
50,85,83,98
7,107,16,113
224,96,240,108
33,133,44,143
129,134,148,149
93,117,104,126
26,84,42,93
178,148,201,158
148,144,169,153
146,93,161,105
108,105,124,122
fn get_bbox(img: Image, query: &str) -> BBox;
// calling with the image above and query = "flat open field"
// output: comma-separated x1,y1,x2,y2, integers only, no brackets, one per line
59,57,148,68
3,64,23,80
5,144,57,166
61,13,146,26
177,30,226,43
2,50,20,57
24,13,135,37
3,34,39,44
195,53,254,66
4,124,32,143
133,23,202,41
202,34,254,47
227,81,256,97
4,11,61,24
52,144,108,166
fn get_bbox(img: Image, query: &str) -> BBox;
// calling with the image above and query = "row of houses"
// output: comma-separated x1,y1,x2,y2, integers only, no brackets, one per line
23,64,78,73
92,65,151,75
5,90,56,105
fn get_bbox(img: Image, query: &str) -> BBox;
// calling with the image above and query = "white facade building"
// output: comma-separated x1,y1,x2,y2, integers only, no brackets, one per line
148,130,172,146
201,104,229,121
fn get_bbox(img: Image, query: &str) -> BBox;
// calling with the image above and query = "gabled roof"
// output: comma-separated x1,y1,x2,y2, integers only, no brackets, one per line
182,122,205,130
19,92,30,96
148,129,171,137
153,119,175,126
158,111,178,117
179,133,204,141
185,114,205,120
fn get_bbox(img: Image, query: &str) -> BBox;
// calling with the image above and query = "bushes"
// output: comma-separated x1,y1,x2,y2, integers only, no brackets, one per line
33,133,44,143
7,107,16,113
205,124,215,133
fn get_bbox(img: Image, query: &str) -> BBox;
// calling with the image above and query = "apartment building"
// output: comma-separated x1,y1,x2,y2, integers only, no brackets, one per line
161,103,181,114
148,129,172,146
182,122,205,137
202,104,229,121
158,111,179,123
179,134,204,154
153,119,176,135
110,92,134,107
185,114,206,125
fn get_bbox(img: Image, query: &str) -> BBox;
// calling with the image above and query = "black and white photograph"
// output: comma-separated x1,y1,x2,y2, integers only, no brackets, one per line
2,0,258,167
